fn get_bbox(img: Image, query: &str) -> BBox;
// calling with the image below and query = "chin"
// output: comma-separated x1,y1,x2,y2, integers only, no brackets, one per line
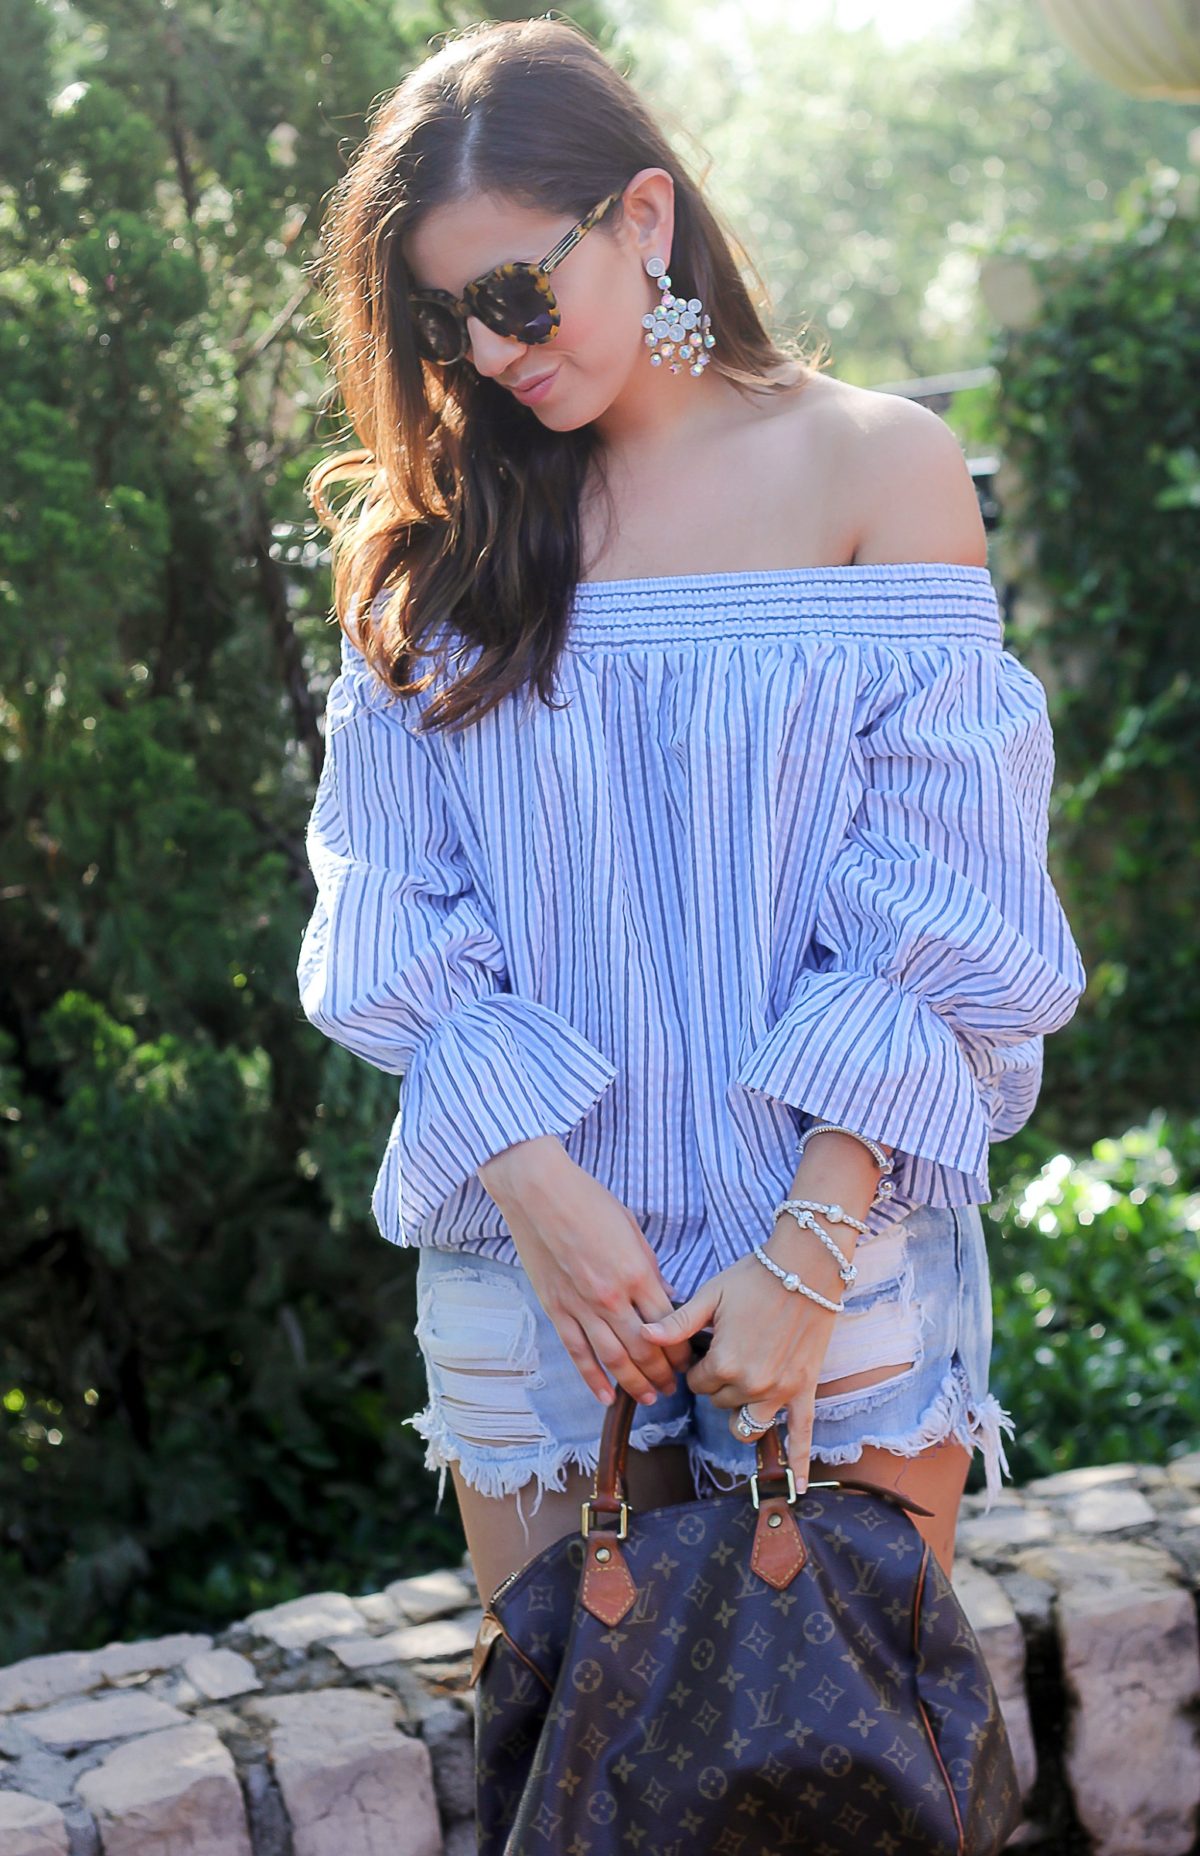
530,386,590,430
530,374,606,430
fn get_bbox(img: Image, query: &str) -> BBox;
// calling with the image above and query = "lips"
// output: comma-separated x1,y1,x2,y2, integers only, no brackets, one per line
511,368,557,395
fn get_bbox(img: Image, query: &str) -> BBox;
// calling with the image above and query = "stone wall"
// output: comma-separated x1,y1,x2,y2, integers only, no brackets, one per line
3,1457,1200,1856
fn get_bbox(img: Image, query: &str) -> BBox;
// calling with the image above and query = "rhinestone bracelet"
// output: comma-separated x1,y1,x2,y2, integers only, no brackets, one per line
750,1243,845,1313
796,1121,897,1206
773,1204,859,1285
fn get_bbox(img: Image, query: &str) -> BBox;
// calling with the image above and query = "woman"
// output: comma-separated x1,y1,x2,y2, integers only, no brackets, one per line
298,17,1086,1615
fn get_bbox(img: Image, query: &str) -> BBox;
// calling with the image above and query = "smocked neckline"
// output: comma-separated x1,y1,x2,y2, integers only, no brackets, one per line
567,560,1002,650
574,561,993,593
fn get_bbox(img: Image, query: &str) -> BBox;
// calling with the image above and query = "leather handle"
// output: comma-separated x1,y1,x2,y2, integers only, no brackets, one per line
587,1322,713,1520
587,1324,935,1522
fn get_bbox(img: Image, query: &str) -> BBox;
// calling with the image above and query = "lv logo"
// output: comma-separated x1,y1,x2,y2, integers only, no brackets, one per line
637,1714,671,1755
629,1580,660,1625
505,1663,537,1705
890,1800,927,1837
848,1553,884,1597
734,1560,763,1600
746,1683,784,1730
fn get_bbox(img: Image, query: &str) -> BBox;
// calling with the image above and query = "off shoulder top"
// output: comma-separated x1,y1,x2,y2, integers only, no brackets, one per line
296,563,1087,1303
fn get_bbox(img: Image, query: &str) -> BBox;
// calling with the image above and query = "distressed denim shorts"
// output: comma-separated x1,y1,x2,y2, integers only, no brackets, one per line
403,1203,1015,1548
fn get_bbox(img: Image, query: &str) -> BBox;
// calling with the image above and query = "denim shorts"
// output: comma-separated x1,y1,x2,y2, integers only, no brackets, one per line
403,1203,1015,1548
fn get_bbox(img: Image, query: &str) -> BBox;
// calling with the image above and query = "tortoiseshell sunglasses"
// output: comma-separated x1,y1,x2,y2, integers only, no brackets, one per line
407,189,625,366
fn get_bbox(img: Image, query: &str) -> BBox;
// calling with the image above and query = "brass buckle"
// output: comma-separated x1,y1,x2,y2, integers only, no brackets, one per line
580,1498,629,1540
750,1474,843,1509
749,1466,797,1510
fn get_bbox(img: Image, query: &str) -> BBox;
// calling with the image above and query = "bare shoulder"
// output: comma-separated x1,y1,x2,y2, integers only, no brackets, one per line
791,374,989,568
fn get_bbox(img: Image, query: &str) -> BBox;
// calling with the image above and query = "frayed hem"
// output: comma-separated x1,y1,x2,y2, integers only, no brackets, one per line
807,1355,1016,1515
628,1409,693,1450
685,1357,1016,1516
687,1437,754,1499
403,1407,597,1549
401,1403,692,1549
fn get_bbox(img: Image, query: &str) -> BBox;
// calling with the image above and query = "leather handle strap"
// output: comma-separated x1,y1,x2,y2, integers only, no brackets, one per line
589,1324,716,1518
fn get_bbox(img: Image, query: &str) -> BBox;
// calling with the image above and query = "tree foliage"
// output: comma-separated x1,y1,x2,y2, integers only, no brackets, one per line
989,159,1200,1134
608,0,1197,380
0,0,510,1663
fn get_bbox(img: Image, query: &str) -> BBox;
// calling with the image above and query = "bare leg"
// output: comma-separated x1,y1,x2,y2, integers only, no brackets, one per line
811,1357,972,1578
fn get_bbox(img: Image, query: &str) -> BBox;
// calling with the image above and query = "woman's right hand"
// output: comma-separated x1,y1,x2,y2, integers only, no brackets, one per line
477,1136,695,1407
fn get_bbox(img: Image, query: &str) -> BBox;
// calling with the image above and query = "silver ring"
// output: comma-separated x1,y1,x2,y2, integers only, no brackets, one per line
735,1403,775,1439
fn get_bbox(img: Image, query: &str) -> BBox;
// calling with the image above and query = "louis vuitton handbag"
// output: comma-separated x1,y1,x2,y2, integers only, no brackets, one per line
468,1328,1023,1856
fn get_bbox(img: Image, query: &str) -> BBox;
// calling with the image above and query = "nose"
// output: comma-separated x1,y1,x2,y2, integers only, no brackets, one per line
464,314,529,381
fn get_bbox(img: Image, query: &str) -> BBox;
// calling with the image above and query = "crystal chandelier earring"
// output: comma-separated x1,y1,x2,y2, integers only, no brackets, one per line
642,256,714,375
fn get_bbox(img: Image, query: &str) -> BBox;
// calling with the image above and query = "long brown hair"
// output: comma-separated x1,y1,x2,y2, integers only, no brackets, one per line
305,15,829,736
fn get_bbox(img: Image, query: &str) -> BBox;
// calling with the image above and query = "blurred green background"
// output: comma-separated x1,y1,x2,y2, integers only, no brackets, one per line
2,0,1197,1663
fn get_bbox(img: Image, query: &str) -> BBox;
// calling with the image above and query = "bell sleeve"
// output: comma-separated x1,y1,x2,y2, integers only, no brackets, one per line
731,639,1087,1222
296,628,618,1226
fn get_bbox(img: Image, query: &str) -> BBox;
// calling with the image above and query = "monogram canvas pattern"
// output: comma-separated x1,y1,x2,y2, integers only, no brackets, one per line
474,1483,1021,1856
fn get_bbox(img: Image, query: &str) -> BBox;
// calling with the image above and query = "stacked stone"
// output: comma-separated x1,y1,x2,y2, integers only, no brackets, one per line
953,1456,1200,1855
0,1566,483,1856
4,1457,1200,1854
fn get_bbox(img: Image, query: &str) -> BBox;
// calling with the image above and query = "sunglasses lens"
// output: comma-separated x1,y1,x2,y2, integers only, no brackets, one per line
411,301,463,365
473,269,555,345
410,268,556,365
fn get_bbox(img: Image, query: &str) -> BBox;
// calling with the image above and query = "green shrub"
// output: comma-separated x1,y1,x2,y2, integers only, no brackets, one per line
989,161,1200,1135
985,1111,1200,1485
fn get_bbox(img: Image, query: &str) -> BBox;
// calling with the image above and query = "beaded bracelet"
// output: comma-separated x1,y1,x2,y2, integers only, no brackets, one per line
750,1243,845,1313
772,1204,859,1285
753,1121,897,1312
780,1197,868,1234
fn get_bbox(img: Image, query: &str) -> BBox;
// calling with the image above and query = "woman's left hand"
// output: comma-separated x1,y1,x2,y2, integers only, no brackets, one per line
639,1250,842,1490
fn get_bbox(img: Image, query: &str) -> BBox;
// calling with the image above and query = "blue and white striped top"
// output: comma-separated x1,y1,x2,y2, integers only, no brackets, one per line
297,563,1087,1303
